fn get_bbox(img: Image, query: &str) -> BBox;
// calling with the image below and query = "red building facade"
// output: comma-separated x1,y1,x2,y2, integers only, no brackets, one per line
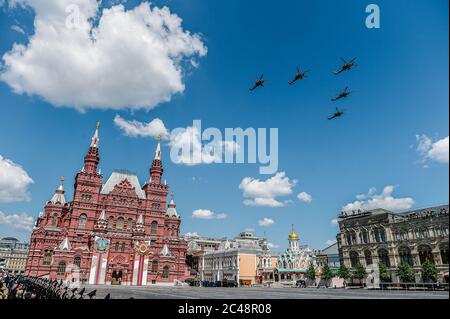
25,123,189,286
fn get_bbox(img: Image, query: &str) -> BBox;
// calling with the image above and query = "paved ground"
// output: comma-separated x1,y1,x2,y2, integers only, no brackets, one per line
85,285,449,299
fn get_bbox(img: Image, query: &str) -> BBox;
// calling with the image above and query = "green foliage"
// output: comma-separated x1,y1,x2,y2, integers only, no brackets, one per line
336,264,351,280
378,262,390,282
396,262,414,283
321,264,334,281
353,264,367,280
305,264,316,280
421,260,438,283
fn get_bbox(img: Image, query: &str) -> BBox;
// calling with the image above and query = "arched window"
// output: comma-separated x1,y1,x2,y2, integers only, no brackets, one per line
374,228,386,242
418,245,434,265
378,248,391,267
116,217,124,230
127,218,133,230
151,221,158,235
114,242,119,251
51,215,57,226
152,260,158,273
361,231,369,244
162,266,169,278
108,216,114,230
57,261,66,276
43,251,52,266
74,256,81,268
440,244,449,265
398,247,413,266
121,242,126,252
364,250,372,266
349,251,359,268
78,214,87,229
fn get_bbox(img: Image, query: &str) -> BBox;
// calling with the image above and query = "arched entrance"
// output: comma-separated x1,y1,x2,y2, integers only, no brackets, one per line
111,270,123,285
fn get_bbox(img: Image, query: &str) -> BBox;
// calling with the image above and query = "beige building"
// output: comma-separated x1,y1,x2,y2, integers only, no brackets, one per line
337,204,449,283
198,232,263,286
0,237,30,275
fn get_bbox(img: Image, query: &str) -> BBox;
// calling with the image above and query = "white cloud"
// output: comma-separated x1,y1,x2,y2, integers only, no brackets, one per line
184,232,200,238
11,25,25,34
114,115,169,139
416,135,449,164
297,191,312,203
239,172,296,207
342,185,414,212
268,243,279,249
192,209,227,220
169,125,239,165
330,219,338,226
0,154,34,203
258,217,274,227
325,239,336,246
0,211,35,232
1,1,207,111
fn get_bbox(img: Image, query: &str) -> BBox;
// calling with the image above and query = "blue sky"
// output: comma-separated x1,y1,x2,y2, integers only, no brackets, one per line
0,0,448,251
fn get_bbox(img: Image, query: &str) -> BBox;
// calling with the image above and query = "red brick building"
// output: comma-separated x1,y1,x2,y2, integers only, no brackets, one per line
25,123,189,286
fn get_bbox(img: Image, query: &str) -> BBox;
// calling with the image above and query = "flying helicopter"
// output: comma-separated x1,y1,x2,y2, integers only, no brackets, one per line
334,57,357,75
328,108,345,120
249,74,266,91
331,87,351,101
288,66,310,85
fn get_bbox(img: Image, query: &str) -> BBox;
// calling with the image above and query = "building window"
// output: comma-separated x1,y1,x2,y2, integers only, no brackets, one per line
121,242,126,253
378,249,390,267
57,261,66,276
374,228,386,243
127,218,133,230
114,242,119,251
151,221,158,235
162,266,169,278
419,245,434,265
74,256,81,268
399,247,413,266
364,250,372,266
346,232,356,245
440,244,449,265
152,260,158,273
116,217,124,230
51,215,57,226
361,231,369,244
43,251,52,266
108,216,114,230
78,214,87,229
349,251,359,268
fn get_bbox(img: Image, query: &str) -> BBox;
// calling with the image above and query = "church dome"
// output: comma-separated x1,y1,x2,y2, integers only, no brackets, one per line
288,227,300,241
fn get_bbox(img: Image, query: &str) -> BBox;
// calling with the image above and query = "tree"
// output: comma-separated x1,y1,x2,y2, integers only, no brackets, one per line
337,264,351,281
421,260,438,283
396,262,414,283
305,264,316,281
378,262,390,282
353,264,367,282
321,264,334,287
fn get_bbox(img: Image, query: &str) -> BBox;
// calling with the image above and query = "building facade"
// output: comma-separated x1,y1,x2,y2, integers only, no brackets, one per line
275,226,317,283
0,237,29,275
25,124,189,286
198,232,263,286
337,204,449,283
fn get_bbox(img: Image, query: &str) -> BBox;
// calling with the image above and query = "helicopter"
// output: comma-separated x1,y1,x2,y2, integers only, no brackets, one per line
288,66,310,85
331,87,351,101
328,108,345,120
249,74,265,91
334,57,357,75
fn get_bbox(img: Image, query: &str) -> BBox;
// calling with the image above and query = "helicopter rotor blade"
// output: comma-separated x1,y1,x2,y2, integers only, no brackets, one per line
340,57,347,63
260,74,264,80
350,57,357,62
296,66,300,73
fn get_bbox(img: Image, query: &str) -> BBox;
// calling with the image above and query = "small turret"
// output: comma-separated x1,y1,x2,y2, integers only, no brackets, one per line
49,176,66,205
94,210,108,232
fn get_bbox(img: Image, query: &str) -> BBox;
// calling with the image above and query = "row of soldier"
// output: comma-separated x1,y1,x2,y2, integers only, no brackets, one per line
0,272,110,299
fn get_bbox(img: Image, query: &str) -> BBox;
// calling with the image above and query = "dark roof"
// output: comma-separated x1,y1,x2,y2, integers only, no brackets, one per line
1,237,19,241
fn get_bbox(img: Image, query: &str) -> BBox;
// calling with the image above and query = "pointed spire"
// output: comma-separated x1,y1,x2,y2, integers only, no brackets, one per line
50,176,66,204
167,192,178,217
154,135,162,160
91,121,100,148
160,243,171,256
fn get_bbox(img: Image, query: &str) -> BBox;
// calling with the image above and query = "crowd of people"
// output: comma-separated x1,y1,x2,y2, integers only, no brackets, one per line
0,271,110,299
